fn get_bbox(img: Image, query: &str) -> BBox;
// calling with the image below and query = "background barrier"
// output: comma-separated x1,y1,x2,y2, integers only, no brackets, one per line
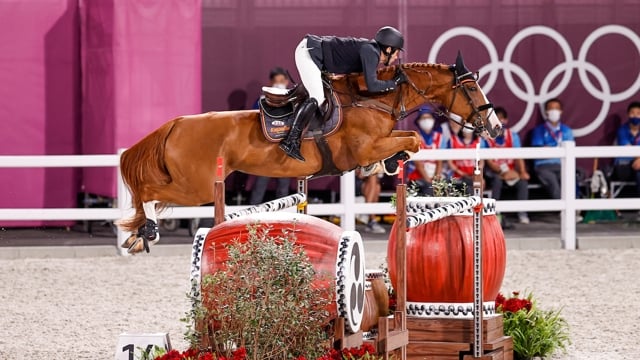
1,141,639,250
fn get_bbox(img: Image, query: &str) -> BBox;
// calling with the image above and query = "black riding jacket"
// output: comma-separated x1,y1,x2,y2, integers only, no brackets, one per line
305,34,397,93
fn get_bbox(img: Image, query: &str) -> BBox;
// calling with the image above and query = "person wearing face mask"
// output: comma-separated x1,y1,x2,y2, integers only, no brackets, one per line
613,101,640,204
484,107,531,226
406,107,445,195
250,67,293,205
530,98,575,200
446,125,487,195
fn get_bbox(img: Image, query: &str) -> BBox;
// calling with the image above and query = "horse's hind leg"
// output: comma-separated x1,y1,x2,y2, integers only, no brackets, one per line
122,201,161,254
124,182,213,254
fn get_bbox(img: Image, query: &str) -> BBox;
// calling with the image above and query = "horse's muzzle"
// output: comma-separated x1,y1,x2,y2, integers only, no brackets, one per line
487,123,503,138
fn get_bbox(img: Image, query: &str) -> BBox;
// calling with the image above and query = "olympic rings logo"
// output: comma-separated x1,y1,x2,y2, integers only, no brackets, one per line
428,25,640,137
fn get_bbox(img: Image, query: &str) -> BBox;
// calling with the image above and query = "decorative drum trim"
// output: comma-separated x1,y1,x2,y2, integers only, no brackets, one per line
406,301,497,319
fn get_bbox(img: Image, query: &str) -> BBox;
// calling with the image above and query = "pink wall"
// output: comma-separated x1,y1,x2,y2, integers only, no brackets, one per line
0,0,80,226
81,0,202,197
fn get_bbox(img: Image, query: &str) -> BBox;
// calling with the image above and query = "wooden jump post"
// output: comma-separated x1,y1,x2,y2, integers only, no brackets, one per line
214,157,225,225
373,160,409,360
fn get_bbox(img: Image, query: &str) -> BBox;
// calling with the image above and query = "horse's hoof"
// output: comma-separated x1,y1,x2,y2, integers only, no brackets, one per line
126,238,146,254
121,234,138,249
360,162,382,177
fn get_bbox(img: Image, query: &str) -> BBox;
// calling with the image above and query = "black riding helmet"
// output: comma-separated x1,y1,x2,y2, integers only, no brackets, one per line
375,26,404,52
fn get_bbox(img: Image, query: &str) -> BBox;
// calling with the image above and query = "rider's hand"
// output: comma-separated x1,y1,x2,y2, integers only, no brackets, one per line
393,70,408,86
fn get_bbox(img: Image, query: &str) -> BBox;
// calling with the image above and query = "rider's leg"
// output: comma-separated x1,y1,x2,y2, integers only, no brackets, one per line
279,38,325,162
295,38,325,104
279,98,318,162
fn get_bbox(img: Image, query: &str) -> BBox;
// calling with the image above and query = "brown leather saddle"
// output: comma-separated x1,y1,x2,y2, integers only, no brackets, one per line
259,81,342,143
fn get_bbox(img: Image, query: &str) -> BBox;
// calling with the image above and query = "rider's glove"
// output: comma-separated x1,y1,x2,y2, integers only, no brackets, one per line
393,69,408,86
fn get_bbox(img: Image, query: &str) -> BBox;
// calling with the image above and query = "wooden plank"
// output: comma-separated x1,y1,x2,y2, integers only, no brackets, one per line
385,330,409,351
342,330,363,349
407,341,470,354
462,349,504,360
407,316,503,332
408,355,460,360
407,317,504,343
484,336,513,351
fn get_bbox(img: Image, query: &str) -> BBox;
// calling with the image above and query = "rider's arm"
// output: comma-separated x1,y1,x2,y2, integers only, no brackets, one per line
360,44,397,93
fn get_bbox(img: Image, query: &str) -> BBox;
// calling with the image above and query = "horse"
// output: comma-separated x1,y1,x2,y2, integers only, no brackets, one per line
118,52,502,253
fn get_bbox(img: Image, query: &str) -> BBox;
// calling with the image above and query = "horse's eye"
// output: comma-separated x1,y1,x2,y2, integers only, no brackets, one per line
469,86,477,91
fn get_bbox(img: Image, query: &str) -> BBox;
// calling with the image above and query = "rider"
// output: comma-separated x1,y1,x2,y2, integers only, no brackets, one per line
279,26,408,161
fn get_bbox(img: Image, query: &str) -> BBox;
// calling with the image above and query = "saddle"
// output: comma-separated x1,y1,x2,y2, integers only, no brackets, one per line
259,81,342,142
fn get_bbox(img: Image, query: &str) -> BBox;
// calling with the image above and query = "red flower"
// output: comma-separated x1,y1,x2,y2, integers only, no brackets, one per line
198,353,215,360
155,349,181,360
232,347,247,360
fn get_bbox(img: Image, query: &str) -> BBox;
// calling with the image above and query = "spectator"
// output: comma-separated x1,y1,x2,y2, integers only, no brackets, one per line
250,67,292,205
446,126,486,195
485,107,530,224
355,170,386,234
406,107,444,195
613,101,640,197
530,98,574,200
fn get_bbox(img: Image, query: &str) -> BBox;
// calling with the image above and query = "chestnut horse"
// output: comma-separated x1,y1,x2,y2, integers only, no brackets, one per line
119,53,502,253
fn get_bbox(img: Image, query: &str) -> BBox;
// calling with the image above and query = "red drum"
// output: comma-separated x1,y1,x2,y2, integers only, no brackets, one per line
388,201,506,305
190,212,366,333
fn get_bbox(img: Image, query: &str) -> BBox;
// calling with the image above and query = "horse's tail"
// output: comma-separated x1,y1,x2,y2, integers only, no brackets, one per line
117,120,177,233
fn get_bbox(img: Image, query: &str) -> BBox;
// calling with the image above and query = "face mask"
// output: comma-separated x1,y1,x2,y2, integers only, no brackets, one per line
630,117,640,126
547,109,562,123
419,118,435,132
273,83,287,89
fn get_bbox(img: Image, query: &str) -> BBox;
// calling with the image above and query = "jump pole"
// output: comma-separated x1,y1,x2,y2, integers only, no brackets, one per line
297,177,308,214
214,157,225,225
395,160,407,360
471,143,484,359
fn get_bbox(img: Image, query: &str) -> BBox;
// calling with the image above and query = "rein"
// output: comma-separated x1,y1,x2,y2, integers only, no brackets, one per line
336,65,494,133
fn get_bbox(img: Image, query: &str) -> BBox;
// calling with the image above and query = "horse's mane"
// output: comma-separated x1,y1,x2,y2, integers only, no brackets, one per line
378,62,450,75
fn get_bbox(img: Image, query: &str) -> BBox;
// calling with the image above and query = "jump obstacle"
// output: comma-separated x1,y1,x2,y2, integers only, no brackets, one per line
389,154,512,360
191,158,374,352
190,156,510,360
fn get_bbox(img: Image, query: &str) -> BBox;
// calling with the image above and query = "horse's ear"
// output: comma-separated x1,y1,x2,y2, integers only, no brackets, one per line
455,51,468,73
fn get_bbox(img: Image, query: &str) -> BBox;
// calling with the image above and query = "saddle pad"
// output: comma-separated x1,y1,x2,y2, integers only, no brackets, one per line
259,92,342,143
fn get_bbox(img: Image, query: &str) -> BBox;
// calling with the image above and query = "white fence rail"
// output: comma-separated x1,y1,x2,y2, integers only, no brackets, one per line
1,141,639,251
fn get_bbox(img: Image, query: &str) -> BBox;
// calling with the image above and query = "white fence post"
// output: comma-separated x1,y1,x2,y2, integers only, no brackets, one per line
116,149,132,256
340,171,356,231
561,141,577,250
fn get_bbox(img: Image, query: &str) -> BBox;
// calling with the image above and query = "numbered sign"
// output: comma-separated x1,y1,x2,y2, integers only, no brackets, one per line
114,333,171,360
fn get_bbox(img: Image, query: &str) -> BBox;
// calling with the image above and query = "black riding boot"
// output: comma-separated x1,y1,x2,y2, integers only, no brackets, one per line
279,98,318,162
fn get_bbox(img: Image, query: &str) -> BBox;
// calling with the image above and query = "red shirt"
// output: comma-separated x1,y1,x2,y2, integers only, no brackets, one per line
450,135,482,178
485,129,515,170
407,132,442,181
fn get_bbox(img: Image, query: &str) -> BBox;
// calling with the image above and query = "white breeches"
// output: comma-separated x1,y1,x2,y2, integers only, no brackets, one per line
295,38,326,105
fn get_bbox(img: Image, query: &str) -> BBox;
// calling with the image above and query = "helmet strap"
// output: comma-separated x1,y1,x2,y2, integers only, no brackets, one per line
383,48,393,66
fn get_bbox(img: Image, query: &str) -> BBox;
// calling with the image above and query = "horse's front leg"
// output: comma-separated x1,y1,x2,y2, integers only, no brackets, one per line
356,134,421,168
122,201,161,254
389,130,419,138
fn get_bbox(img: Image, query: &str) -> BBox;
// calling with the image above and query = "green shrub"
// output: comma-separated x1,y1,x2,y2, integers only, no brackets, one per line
496,292,570,360
185,225,333,360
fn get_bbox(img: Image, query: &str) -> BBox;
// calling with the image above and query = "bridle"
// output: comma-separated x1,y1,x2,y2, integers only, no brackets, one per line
392,66,494,134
